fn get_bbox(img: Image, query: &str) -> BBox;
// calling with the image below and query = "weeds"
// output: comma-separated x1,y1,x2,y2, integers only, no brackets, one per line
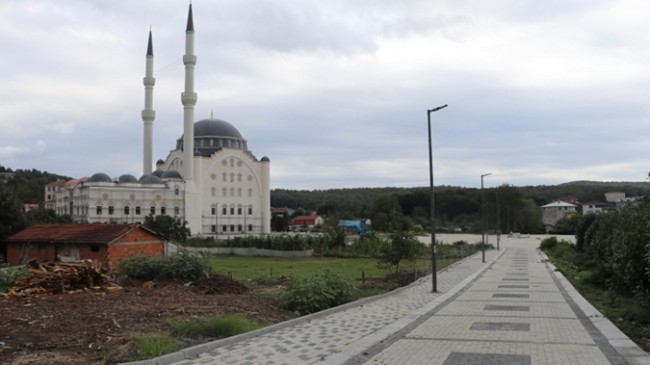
169,315,265,338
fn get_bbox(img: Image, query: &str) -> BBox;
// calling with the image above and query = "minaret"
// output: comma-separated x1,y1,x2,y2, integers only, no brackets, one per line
181,3,196,179
142,28,156,175
181,3,200,235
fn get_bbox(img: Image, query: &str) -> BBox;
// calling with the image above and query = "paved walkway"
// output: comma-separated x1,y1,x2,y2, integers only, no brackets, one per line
126,236,650,365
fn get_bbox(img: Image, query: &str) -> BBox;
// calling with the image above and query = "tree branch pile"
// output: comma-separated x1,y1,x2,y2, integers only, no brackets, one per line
3,259,122,296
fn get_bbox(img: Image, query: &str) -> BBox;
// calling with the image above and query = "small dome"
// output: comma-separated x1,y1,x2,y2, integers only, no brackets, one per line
160,169,182,179
118,174,138,183
88,172,112,183
261,156,270,162
152,169,164,177
138,174,163,184
156,159,165,166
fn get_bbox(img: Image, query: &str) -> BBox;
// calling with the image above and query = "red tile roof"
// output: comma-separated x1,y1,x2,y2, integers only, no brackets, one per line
6,224,150,245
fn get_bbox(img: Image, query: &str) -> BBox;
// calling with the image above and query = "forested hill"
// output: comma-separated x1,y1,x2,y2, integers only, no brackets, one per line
272,181,650,218
0,165,71,205
2,162,648,216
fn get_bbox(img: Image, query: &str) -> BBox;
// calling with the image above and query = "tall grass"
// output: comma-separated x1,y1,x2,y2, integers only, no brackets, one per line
168,315,266,338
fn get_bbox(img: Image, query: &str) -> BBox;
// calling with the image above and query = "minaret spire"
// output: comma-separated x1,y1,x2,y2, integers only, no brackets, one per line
181,2,200,235
181,3,196,180
142,27,156,175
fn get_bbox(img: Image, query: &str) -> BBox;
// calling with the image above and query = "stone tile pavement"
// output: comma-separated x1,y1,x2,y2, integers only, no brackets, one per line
123,236,650,365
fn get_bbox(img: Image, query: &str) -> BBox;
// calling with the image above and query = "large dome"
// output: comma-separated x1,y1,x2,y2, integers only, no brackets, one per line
176,117,248,156
195,118,243,139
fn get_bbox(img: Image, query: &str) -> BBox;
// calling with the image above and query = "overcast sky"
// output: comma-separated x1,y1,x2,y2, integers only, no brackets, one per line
1,0,649,190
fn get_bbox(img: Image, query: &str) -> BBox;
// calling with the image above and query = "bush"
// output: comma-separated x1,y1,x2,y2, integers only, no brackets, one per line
0,266,28,292
118,254,211,281
118,255,163,281
539,236,559,251
279,270,357,315
158,254,211,281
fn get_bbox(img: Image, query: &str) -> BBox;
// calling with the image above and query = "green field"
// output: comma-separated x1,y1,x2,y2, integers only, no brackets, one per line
209,255,462,282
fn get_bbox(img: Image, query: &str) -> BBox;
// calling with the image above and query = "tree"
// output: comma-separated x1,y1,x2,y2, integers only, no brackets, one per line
371,195,402,232
143,214,191,242
25,207,72,225
550,214,582,235
0,185,26,242
378,229,423,273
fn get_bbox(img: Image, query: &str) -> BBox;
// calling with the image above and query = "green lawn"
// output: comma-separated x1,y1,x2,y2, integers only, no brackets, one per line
209,255,462,282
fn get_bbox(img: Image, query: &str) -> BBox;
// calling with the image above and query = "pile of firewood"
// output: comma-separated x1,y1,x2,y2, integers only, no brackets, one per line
3,259,122,296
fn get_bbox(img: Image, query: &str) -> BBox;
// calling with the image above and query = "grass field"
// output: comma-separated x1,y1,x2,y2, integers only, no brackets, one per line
209,255,464,282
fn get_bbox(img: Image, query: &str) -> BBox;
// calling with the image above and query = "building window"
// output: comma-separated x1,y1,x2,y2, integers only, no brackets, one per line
248,188,253,198
238,224,242,232
237,173,242,182
211,187,216,196
222,172,227,182
230,207,234,215
222,225,227,232
175,187,180,195
230,173,234,182
150,206,155,215
248,207,253,215
248,224,253,232
96,206,102,215
237,188,242,197
211,207,216,215
108,206,114,215
124,206,130,215
136,206,141,215
174,206,180,215
161,206,166,215
230,224,235,232
91,245,100,253
222,206,227,215
211,225,216,232
238,207,242,215
222,187,227,197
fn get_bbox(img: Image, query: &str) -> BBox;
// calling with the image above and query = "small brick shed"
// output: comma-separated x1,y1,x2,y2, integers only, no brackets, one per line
4,224,165,271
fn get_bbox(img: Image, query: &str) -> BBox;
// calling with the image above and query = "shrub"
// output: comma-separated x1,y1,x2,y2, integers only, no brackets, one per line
118,255,163,281
279,270,357,315
158,254,211,281
0,266,28,292
539,236,559,251
119,253,211,281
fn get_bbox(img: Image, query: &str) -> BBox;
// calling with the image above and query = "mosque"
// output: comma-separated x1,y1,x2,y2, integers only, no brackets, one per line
45,4,271,236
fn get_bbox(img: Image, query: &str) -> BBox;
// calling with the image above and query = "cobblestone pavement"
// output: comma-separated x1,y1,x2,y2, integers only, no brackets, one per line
125,236,650,365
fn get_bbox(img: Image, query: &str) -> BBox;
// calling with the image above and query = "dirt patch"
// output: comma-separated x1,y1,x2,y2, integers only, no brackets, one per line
0,279,289,365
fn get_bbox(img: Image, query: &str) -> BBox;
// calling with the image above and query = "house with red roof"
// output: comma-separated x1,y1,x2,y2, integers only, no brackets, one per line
3,224,165,270
290,215,324,232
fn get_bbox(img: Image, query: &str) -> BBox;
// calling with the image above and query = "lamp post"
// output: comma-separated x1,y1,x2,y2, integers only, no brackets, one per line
427,104,448,293
481,173,491,262
496,187,500,251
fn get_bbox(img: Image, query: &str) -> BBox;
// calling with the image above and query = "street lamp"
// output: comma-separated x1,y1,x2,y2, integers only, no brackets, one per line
427,104,448,293
481,173,491,262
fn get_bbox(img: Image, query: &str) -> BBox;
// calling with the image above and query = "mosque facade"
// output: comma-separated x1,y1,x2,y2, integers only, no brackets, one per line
46,5,271,237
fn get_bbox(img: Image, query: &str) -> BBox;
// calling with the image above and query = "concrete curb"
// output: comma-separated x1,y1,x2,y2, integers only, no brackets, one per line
541,251,650,365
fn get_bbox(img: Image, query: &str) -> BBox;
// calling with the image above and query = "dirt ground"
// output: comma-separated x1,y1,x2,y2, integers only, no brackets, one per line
0,276,290,365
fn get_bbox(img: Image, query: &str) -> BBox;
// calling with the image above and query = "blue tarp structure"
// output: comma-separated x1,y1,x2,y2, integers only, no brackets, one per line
338,220,368,234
